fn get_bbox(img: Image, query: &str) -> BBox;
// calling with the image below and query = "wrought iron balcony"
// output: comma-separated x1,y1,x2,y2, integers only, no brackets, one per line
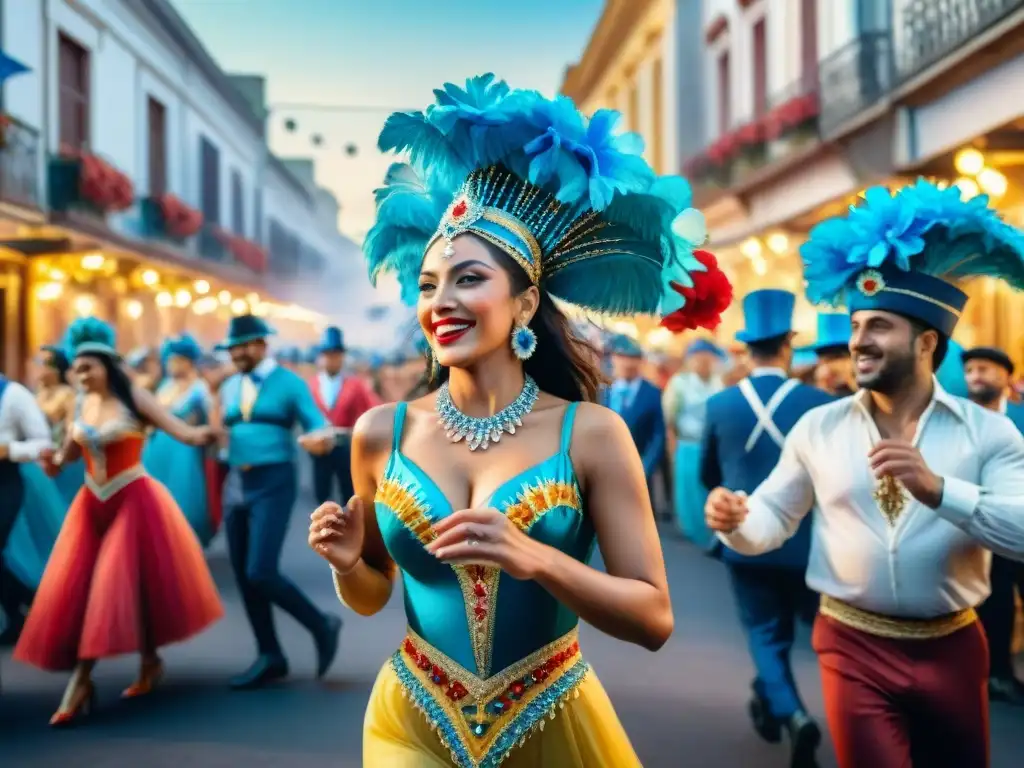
0,116,41,210
898,0,1024,80
818,32,894,136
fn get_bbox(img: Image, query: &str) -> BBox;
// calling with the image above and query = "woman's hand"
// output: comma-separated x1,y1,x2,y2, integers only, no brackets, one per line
39,447,60,477
186,425,217,447
426,509,545,580
309,497,365,574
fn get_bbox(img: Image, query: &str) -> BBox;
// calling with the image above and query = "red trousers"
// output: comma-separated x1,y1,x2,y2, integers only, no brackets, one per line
812,615,989,768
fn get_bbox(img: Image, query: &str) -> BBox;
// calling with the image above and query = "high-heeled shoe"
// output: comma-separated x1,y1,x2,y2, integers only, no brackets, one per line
121,658,164,699
49,682,96,727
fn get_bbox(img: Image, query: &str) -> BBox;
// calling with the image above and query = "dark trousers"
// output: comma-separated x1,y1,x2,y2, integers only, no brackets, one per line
813,615,989,768
0,469,26,624
312,442,353,506
978,553,1024,679
727,563,809,719
226,462,326,658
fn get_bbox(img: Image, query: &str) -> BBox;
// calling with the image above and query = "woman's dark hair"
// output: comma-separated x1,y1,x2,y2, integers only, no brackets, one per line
42,347,71,384
423,238,607,402
80,353,147,424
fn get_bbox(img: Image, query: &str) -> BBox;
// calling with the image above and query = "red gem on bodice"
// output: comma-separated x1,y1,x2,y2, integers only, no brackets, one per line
452,200,468,218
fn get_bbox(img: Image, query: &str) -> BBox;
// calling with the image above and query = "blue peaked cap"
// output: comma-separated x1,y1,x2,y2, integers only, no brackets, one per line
607,334,643,357
801,180,1024,336
364,74,719,321
736,290,795,344
686,338,725,358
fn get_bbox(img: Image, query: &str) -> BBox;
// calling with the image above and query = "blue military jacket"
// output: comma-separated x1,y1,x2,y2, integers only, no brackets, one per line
601,378,666,480
1005,400,1024,435
700,369,834,569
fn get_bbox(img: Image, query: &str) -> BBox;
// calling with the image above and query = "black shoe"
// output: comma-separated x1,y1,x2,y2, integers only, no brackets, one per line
748,692,782,744
315,614,342,678
989,676,1024,705
229,654,289,690
785,710,821,768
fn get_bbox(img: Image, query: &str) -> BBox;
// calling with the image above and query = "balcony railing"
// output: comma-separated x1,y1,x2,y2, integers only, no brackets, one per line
0,116,41,210
818,31,894,136
898,0,1024,80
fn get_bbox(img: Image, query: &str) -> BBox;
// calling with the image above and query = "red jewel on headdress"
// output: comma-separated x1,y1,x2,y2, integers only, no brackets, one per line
452,200,468,219
856,270,884,296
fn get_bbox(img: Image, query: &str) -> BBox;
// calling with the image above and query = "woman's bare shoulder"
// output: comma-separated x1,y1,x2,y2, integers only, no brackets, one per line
352,402,402,455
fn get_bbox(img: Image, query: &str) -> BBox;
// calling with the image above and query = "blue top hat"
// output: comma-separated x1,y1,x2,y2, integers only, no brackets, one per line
686,338,725,358
608,334,643,358
792,345,819,369
735,290,795,344
318,326,345,353
303,346,320,365
811,312,851,352
216,314,276,351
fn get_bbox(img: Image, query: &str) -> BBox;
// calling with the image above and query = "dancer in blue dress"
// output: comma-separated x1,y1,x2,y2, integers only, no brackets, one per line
143,334,215,546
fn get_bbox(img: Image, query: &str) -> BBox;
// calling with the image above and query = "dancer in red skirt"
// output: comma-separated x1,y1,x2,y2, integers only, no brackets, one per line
14,318,224,726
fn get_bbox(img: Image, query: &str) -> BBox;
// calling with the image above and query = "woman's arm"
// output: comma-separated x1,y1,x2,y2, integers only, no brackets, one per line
131,384,203,445
533,404,673,651
330,404,398,615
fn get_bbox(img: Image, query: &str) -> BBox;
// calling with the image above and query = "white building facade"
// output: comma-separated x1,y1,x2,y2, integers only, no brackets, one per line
0,0,361,372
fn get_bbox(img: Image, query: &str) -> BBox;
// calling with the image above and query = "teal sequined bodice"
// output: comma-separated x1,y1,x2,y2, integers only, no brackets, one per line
376,401,593,679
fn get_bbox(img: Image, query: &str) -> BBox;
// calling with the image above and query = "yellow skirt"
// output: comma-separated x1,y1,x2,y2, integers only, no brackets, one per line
364,662,643,767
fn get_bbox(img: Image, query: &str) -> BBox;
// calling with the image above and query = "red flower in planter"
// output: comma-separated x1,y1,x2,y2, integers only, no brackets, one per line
737,121,765,146
661,250,734,333
213,226,267,273
75,152,135,212
158,193,204,238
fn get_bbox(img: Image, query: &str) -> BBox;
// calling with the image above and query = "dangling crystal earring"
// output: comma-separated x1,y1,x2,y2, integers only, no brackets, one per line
511,323,537,361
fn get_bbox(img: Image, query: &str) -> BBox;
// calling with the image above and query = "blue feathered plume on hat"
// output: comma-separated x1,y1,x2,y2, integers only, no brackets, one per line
801,179,1024,307
65,317,118,359
160,333,203,365
365,74,714,320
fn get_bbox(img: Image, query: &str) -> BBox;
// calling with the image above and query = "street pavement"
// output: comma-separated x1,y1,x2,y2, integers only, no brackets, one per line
2,486,1023,767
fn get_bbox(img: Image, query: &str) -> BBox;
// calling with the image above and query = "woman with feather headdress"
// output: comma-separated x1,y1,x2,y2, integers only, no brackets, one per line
306,75,732,767
141,334,219,547
707,180,1024,767
14,317,224,726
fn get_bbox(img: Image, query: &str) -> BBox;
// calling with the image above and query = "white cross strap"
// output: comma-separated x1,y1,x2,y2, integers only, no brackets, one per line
738,378,800,452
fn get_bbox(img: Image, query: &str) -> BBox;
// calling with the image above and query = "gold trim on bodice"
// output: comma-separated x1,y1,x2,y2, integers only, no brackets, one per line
85,465,146,502
820,595,977,640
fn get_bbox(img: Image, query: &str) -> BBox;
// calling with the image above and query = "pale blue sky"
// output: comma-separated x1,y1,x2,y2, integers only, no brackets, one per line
171,0,604,242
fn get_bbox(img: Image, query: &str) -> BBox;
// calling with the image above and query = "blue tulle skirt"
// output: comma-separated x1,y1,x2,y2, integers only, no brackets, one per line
52,458,85,507
674,441,713,550
3,463,68,589
143,430,213,547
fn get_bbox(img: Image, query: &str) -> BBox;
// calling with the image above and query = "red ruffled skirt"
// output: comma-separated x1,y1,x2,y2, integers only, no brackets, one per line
14,473,224,671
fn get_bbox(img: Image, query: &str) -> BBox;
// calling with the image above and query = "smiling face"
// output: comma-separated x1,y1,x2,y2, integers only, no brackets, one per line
850,310,935,394
965,357,1010,406
417,234,539,370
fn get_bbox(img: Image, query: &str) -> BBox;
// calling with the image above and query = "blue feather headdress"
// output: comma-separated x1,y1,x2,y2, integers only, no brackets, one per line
160,333,203,365
800,179,1024,335
365,74,725,323
65,317,118,359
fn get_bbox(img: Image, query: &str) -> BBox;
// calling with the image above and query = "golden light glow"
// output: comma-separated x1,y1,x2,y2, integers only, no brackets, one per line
174,289,192,308
252,302,269,317
740,238,762,259
610,320,638,337
751,254,768,277
766,232,789,255
645,327,672,348
230,298,248,314
36,282,63,301
48,268,67,282
953,177,980,200
73,295,96,316
125,299,143,320
977,167,1008,198
218,290,232,305
81,252,105,270
954,147,985,176
156,291,173,308
141,269,159,286
194,279,210,295
246,292,260,305
192,297,219,315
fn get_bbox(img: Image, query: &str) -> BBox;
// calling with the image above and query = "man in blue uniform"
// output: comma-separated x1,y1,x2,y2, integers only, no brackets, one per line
602,334,665,490
963,345,1024,705
700,290,833,768
809,313,855,397
217,314,342,689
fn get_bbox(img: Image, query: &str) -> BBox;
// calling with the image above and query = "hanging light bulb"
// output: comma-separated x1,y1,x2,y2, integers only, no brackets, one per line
81,253,105,270
174,289,192,308
953,147,985,176
766,232,789,255
125,299,143,320
73,295,96,316
976,167,1008,198
740,238,762,259
141,269,159,286
218,290,232,305
194,279,210,295
953,177,980,200
156,291,173,307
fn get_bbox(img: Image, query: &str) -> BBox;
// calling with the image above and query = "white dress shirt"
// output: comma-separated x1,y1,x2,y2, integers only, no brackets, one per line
318,371,343,410
0,380,53,462
719,378,1024,618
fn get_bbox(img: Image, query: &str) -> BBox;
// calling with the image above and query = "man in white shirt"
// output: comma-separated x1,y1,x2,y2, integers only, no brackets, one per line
0,375,52,646
705,182,1024,768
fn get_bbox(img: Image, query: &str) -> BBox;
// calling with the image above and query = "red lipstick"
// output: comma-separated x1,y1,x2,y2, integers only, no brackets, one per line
432,318,476,346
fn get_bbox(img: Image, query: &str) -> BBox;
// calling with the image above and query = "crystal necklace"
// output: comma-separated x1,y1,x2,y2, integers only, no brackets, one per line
436,375,540,451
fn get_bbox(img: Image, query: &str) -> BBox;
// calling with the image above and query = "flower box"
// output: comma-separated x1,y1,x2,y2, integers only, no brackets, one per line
213,226,268,273
48,150,134,215
764,93,820,141
141,194,204,243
